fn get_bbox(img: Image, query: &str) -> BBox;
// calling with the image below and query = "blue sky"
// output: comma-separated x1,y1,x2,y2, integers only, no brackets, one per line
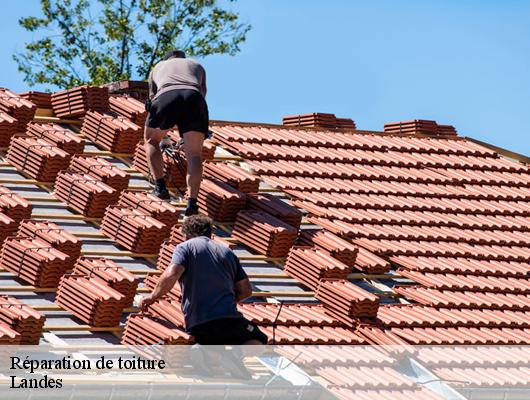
1,1,529,154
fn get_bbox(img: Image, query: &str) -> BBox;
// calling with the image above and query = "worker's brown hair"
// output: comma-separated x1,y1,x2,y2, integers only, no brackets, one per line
182,214,212,239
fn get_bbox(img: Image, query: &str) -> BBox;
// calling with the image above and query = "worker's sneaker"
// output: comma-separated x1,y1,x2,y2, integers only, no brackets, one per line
184,204,199,217
151,187,170,200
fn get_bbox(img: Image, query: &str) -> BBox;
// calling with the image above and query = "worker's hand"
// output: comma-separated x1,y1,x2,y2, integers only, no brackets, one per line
139,295,155,310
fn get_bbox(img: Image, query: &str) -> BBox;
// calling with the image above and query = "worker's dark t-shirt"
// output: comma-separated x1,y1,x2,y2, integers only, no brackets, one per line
171,236,247,330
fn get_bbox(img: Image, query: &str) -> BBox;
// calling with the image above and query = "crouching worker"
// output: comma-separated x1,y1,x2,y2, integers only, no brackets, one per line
139,214,268,346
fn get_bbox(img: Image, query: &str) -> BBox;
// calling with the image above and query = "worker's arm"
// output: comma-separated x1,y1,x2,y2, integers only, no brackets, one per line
234,278,252,302
139,263,184,309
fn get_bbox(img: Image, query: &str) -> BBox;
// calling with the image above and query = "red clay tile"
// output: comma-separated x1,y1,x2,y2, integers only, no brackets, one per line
0,112,18,146
51,86,109,118
0,295,45,344
109,95,147,126
0,324,21,344
246,193,302,229
298,229,358,267
0,213,18,247
118,190,179,231
121,313,191,345
0,88,36,131
26,122,84,155
198,178,246,222
237,302,338,326
0,187,32,222
203,161,260,193
69,154,130,192
19,91,52,109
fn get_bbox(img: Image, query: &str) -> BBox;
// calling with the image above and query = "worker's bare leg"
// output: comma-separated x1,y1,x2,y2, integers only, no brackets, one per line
144,126,168,180
182,131,204,215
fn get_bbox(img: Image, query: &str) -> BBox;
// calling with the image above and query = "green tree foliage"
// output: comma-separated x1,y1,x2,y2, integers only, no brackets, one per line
14,0,250,88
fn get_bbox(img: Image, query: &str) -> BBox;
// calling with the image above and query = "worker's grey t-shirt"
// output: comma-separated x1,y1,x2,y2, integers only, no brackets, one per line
149,58,206,99
171,236,247,330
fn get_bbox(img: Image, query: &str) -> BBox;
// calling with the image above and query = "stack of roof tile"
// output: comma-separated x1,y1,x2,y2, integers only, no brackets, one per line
203,161,260,193
260,325,365,344
436,124,457,136
100,206,166,253
156,240,178,271
121,314,191,345
0,213,18,246
19,91,52,109
73,257,138,308
283,113,337,129
384,120,438,135
143,273,181,300
133,141,186,189
56,275,124,326
198,178,246,222
316,279,379,324
0,187,32,222
247,193,302,229
0,88,36,131
0,236,70,287
0,325,21,344
7,136,70,181
0,112,17,146
284,246,352,290
147,298,185,328
0,295,45,344
26,122,84,155
55,171,118,218
298,229,358,267
18,220,81,267
109,95,147,126
232,210,298,257
81,111,141,153
51,86,109,118
118,190,179,231
238,302,338,326
69,154,130,193
336,117,356,129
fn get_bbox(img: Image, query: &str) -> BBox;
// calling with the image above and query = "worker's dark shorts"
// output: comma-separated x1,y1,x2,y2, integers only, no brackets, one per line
189,317,268,345
146,89,209,136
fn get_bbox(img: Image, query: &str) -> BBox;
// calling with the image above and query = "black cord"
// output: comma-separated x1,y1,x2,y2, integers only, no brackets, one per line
271,301,284,346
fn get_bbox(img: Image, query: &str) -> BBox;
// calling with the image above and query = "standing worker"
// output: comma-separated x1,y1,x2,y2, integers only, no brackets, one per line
144,50,208,216
139,214,268,346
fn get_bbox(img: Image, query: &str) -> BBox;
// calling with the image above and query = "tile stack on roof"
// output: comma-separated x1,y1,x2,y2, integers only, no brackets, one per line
0,295,45,344
0,112,18,147
0,213,18,246
17,220,82,268
238,303,338,326
51,86,109,118
69,154,130,193
0,187,32,222
0,236,70,287
133,141,186,190
0,88,36,131
198,178,246,222
232,210,298,258
0,325,21,344
73,257,138,307
283,113,338,129
298,229,358,267
55,171,118,218
81,111,141,153
284,246,352,290
146,298,185,328
56,275,125,326
109,95,147,127
335,117,356,129
143,273,181,300
384,120,439,135
19,91,52,109
316,280,379,326
203,161,260,193
6,136,70,181
121,314,191,345
156,239,178,271
246,193,303,229
100,206,166,253
118,190,179,233
26,122,84,156
436,124,457,136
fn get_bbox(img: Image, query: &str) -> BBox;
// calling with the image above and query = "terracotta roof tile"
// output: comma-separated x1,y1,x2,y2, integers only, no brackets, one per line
237,302,338,326
109,95,147,126
0,295,45,344
19,91,52,109
0,88,36,131
0,213,18,247
69,154,130,192
121,313,191,345
118,190,179,230
246,193,302,229
51,86,109,118
203,161,260,193
0,112,18,147
197,178,246,222
316,365,417,389
27,122,84,155
81,110,141,153
298,228,358,267
7,136,70,181
0,187,32,222
0,324,21,344
260,325,366,344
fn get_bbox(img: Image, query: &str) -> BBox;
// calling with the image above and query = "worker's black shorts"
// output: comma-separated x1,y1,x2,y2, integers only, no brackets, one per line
146,89,209,136
189,317,268,345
